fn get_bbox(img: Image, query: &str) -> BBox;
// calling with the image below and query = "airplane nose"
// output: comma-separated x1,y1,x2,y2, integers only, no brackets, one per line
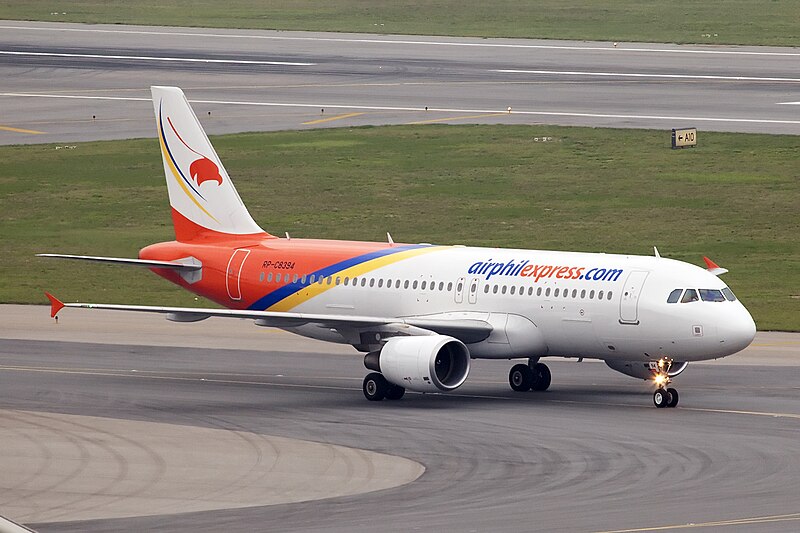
719,307,757,354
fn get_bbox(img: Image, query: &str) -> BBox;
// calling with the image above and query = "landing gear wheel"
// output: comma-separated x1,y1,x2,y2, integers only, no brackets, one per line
363,372,388,401
385,384,406,401
653,388,671,408
509,364,533,392
530,363,551,392
666,387,679,408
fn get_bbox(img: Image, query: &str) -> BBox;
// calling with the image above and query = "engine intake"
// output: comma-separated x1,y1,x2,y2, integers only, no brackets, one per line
364,335,471,393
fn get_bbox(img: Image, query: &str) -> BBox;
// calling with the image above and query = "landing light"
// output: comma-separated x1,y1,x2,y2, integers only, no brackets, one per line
653,374,667,386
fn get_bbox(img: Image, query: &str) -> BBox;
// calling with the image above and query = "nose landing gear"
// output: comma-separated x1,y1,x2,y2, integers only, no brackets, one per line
652,358,679,408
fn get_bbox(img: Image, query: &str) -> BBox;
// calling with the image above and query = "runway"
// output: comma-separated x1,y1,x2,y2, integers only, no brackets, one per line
1,305,799,532
1,20,799,145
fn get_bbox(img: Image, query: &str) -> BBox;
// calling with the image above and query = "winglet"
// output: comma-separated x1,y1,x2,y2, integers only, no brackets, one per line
45,292,65,318
703,256,729,276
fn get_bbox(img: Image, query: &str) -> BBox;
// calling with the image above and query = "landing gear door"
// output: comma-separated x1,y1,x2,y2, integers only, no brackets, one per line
226,249,250,301
454,276,465,304
619,270,649,324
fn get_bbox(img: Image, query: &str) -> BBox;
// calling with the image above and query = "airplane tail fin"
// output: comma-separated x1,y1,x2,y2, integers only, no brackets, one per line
151,86,269,242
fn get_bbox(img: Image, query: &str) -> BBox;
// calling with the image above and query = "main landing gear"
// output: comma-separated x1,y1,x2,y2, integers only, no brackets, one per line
652,358,679,408
509,358,551,392
363,372,405,401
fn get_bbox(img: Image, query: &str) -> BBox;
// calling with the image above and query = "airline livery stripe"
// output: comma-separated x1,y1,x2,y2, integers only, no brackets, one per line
247,245,444,312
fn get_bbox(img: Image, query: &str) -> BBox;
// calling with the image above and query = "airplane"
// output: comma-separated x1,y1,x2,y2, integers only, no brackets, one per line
41,86,757,408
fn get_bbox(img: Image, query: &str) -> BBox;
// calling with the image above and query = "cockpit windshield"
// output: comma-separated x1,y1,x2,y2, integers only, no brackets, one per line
667,287,737,303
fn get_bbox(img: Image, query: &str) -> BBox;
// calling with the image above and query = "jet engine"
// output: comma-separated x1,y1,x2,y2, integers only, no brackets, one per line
364,335,471,393
605,360,689,380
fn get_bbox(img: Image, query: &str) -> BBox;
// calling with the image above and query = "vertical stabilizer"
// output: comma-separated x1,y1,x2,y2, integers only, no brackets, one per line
151,86,267,241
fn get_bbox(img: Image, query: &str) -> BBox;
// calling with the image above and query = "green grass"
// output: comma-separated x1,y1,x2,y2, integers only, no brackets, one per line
3,1,799,46
1,125,798,330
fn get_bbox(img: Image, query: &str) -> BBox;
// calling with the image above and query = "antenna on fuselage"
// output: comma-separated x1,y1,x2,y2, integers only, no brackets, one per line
285,232,291,240
654,246,661,258
387,232,395,246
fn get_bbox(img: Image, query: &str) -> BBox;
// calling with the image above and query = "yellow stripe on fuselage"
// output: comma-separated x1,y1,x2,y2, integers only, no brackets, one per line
267,246,446,312
158,119,219,223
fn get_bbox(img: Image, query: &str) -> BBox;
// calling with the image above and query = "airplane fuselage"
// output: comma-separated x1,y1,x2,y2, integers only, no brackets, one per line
141,237,755,364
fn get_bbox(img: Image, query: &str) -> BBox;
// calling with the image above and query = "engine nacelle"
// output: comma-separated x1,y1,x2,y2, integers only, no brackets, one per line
605,360,689,380
365,335,471,393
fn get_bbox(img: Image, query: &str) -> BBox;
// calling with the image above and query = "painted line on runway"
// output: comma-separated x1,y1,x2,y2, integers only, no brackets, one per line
3,24,800,57
0,50,314,66
0,125,44,134
593,512,800,532
406,112,508,125
494,69,800,83
778,101,800,105
680,406,800,419
302,112,364,125
4,92,800,127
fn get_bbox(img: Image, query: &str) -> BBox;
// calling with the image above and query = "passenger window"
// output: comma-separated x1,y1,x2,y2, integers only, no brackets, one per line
699,289,726,302
589,290,595,299
413,281,418,289
301,275,307,284
326,276,332,285
344,277,350,286
404,280,410,289
536,287,542,297
447,282,453,291
267,272,273,282
501,286,507,294
554,288,560,297
528,287,534,296
396,280,401,289
667,289,682,303
335,276,341,285
457,281,463,292
510,286,516,295
378,279,384,288
722,287,737,301
581,289,586,299
681,289,699,303
607,291,613,300
370,279,376,287
572,289,577,298
421,281,426,290
293,274,299,283
545,288,551,297
484,284,489,293
493,285,499,294
439,282,444,291
599,290,604,300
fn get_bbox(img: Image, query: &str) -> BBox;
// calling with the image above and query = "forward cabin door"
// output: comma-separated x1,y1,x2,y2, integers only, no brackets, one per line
619,270,649,324
226,249,250,301
468,277,480,304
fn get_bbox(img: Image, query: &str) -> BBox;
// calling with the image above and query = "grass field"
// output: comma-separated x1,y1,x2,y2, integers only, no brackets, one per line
3,1,799,46
1,125,798,330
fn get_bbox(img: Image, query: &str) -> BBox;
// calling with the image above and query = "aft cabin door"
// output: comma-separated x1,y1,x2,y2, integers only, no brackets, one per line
619,270,648,324
226,249,250,301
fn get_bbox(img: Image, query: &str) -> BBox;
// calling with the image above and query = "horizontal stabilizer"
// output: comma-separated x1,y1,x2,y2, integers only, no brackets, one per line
37,254,201,271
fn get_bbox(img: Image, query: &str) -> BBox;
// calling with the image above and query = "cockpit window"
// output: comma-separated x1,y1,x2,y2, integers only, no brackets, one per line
722,287,737,302
667,289,682,303
699,289,726,302
680,289,699,303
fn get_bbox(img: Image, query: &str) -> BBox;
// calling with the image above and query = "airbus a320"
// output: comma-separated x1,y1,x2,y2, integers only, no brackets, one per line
42,86,757,408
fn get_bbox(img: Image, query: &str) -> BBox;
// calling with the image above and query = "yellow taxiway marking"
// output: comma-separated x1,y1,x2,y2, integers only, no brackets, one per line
302,112,365,125
0,125,44,134
594,512,800,532
406,112,508,125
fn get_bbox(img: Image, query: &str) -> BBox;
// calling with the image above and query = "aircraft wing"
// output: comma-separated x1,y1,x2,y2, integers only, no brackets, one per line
45,293,492,345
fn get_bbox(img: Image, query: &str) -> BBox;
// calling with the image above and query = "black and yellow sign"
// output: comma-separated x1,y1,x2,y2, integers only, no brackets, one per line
672,127,697,149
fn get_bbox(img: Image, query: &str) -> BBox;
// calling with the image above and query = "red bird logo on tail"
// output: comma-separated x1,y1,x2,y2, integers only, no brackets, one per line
190,157,223,186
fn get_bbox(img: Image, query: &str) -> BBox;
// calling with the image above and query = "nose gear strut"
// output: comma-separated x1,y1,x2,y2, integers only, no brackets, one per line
652,358,679,408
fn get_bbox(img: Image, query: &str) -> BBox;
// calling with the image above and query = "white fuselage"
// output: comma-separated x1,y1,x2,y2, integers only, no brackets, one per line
277,245,756,363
